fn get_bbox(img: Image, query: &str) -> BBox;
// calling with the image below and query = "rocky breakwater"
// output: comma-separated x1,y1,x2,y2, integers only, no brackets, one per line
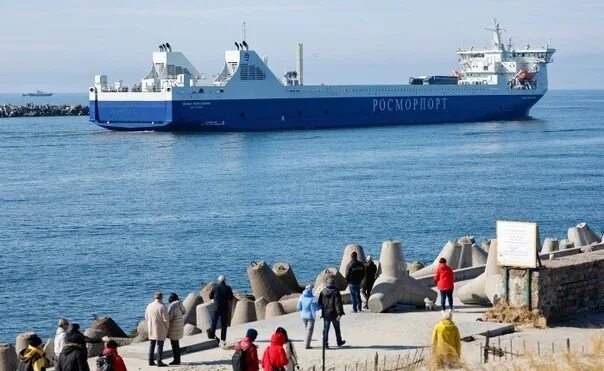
0,103,89,118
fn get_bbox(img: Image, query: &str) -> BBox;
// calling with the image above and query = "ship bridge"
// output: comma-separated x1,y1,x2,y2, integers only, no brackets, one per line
455,19,556,90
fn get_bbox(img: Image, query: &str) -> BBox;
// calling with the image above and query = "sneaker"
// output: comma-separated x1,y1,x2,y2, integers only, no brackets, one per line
149,361,156,366
305,345,312,349
352,309,358,313
441,310,445,314
157,362,167,367
337,340,346,347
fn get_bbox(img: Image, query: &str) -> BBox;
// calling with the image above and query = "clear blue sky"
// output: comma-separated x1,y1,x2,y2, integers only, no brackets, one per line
1,0,602,92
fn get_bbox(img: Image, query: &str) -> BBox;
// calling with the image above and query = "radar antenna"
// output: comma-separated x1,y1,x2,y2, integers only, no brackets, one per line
485,18,506,50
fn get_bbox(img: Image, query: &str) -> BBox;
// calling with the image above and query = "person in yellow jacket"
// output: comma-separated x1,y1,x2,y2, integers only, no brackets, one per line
17,334,48,371
431,311,461,367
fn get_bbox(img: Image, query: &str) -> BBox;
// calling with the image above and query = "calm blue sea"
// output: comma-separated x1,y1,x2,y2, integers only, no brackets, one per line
0,90,602,342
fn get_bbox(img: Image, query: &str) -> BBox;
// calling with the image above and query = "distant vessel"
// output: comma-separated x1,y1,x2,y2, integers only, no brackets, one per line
22,90,53,97
89,20,555,131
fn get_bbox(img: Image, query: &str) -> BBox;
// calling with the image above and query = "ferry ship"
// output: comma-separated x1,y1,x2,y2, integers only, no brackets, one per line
23,90,53,97
89,20,555,131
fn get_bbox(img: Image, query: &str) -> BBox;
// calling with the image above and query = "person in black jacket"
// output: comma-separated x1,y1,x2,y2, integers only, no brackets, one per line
64,323,105,359
361,255,378,309
209,275,234,344
55,330,90,371
318,278,346,349
345,252,365,312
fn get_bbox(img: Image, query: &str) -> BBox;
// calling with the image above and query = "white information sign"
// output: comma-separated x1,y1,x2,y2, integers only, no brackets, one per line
496,221,538,268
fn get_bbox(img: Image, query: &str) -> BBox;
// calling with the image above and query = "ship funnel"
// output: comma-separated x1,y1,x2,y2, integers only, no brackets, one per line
235,42,240,50
296,43,304,85
159,44,164,52
242,40,249,50
166,43,171,52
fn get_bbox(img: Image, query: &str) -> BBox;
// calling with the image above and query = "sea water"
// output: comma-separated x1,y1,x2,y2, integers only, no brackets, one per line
0,90,602,341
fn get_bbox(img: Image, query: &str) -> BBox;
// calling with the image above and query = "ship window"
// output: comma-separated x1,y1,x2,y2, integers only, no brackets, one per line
239,63,266,81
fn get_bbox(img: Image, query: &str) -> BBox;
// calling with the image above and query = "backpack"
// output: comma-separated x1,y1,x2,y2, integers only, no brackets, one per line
96,354,114,371
231,347,246,371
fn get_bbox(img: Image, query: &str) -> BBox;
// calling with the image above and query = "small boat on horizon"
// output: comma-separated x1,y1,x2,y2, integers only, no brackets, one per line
22,90,53,97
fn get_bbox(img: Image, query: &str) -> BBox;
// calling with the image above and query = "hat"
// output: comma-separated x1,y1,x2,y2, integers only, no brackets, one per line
351,251,358,259
28,334,43,348
245,329,258,341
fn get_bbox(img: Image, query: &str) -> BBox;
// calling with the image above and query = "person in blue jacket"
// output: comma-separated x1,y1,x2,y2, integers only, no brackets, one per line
296,285,320,349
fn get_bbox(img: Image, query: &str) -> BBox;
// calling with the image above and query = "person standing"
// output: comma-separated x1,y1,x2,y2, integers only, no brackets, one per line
234,328,259,371
167,292,186,365
431,311,461,367
276,328,298,371
145,292,169,367
318,278,346,349
296,285,320,349
54,318,69,362
345,252,365,312
261,330,288,371
361,256,378,309
55,330,89,371
64,323,105,359
209,275,234,344
17,334,47,371
434,258,454,312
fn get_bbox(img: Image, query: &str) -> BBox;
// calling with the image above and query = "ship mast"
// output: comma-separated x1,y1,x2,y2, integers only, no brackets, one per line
486,18,505,51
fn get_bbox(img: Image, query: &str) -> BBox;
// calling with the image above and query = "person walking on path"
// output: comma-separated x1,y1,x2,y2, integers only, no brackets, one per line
345,251,365,312
209,275,234,344
276,328,299,371
145,292,169,367
431,311,461,368
361,256,378,309
54,318,69,362
234,328,259,371
261,330,288,371
296,285,320,349
318,278,346,349
434,257,455,312
99,340,127,371
55,331,89,371
17,334,47,371
167,292,186,365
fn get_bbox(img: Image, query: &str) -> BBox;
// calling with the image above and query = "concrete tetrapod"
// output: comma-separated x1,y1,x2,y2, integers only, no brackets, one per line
254,298,268,321
247,261,292,303
541,238,559,254
458,240,502,305
183,323,202,336
411,237,487,278
273,262,302,293
312,268,347,296
16,332,36,355
338,243,367,276
568,222,600,247
410,240,460,277
0,343,18,371
89,316,128,338
265,302,286,319
279,293,302,314
196,302,219,331
182,292,204,325
407,261,425,275
84,328,105,358
43,337,54,365
200,282,217,303
368,240,437,312
231,299,257,326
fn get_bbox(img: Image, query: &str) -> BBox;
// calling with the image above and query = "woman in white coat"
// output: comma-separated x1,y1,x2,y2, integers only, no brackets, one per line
167,292,186,365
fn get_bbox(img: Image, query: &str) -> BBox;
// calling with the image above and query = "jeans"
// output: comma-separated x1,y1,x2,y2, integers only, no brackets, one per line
302,318,315,348
148,340,164,363
170,340,180,364
322,318,343,346
210,309,230,341
440,290,454,311
349,284,362,311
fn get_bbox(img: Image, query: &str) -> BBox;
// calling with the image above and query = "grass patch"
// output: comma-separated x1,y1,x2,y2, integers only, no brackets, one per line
482,301,547,329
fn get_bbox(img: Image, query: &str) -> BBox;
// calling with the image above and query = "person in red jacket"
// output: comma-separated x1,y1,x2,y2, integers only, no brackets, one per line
101,340,127,371
434,258,455,312
261,331,288,371
235,329,259,371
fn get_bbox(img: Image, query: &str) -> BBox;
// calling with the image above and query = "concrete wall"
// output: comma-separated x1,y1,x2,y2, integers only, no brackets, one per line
506,249,604,323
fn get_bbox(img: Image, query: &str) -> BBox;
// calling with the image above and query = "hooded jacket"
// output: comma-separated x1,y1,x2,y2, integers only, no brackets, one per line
101,347,127,371
297,288,320,320
318,285,345,321
54,343,89,371
431,319,461,359
361,260,378,289
18,345,47,371
261,333,288,370
434,263,454,291
236,337,259,371
167,300,187,340
345,259,366,285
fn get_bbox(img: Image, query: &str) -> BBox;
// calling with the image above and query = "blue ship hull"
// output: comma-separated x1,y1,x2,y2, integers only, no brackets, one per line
90,94,542,131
